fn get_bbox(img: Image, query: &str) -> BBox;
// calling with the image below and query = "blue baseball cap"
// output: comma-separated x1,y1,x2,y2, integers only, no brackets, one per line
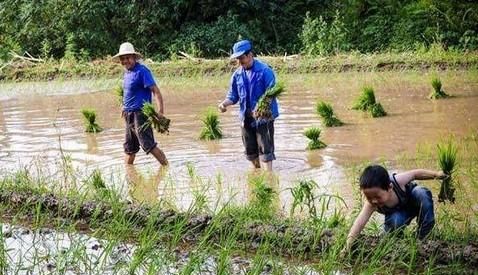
230,40,252,59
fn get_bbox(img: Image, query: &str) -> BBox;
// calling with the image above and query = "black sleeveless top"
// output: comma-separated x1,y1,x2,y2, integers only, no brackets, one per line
376,173,417,215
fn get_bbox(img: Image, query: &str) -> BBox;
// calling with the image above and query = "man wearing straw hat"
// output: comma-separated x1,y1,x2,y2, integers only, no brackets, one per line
218,40,279,172
113,42,168,166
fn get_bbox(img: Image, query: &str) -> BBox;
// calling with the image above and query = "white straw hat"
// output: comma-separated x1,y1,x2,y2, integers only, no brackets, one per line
113,42,143,60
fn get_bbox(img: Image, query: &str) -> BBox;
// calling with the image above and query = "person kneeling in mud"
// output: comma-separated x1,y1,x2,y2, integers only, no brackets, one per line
344,164,447,252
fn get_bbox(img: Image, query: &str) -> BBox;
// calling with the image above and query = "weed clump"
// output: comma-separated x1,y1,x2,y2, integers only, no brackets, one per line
316,101,343,127
429,77,449,99
437,141,457,203
254,82,285,120
199,107,222,140
141,102,170,134
352,86,387,117
304,127,326,150
81,108,102,133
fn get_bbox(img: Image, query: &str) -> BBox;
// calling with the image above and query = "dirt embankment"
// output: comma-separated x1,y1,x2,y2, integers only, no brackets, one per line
1,52,478,82
0,188,477,272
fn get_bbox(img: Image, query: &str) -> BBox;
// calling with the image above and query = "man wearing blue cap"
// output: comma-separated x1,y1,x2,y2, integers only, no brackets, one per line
218,40,279,171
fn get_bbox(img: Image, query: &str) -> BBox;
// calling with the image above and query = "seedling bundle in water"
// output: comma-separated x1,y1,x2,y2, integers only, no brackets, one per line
81,108,102,133
316,101,343,127
141,102,170,134
437,141,457,203
254,82,285,120
352,86,386,117
429,77,449,99
199,107,222,140
304,127,326,150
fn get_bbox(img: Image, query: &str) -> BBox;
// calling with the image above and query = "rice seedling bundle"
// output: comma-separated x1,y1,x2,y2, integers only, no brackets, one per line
304,127,327,150
316,101,343,127
352,86,387,117
199,107,222,140
352,86,375,111
141,102,171,134
254,82,285,119
81,108,102,133
114,85,123,105
429,77,449,99
437,141,457,203
370,102,387,117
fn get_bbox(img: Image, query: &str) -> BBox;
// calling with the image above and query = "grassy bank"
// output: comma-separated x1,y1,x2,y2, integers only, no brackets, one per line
2,49,478,82
0,131,477,273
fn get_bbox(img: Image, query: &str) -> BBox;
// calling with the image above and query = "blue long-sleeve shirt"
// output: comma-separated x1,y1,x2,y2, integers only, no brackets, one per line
226,59,279,125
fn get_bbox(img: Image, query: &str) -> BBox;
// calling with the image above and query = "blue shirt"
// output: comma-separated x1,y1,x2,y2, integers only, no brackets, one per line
226,59,279,124
123,63,156,112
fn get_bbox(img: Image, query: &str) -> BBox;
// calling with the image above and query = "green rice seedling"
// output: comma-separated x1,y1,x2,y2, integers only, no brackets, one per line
114,85,123,105
304,127,326,150
370,102,387,117
352,86,376,111
199,107,222,140
316,101,343,127
289,179,318,218
81,108,102,133
429,77,449,99
248,173,276,219
437,141,457,203
141,102,171,134
254,81,285,119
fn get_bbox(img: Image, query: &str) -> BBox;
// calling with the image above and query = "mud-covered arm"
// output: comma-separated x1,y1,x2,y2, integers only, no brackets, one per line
345,200,375,250
394,169,447,184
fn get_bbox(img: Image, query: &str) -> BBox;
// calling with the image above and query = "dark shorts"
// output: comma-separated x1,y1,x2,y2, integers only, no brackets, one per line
241,118,275,162
124,111,157,155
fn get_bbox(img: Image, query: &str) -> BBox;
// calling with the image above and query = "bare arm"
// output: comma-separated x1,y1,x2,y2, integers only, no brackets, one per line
345,201,375,250
150,84,164,115
394,169,447,185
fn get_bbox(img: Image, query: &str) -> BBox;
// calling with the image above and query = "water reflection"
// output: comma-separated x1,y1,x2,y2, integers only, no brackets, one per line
125,164,164,204
0,72,477,210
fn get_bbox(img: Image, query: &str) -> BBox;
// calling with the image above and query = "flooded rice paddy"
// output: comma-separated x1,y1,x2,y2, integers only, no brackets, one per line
0,70,477,211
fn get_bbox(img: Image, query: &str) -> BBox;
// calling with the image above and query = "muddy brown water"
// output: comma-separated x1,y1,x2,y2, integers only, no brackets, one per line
1,71,477,212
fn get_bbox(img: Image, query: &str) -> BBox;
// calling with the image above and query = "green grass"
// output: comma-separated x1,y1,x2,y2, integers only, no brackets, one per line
81,108,102,133
316,101,344,127
199,107,222,140
304,127,327,150
2,49,478,82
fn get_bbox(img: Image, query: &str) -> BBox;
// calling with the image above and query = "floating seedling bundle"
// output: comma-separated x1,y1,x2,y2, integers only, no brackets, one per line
304,127,327,150
437,141,457,203
352,86,386,117
81,108,102,133
253,82,285,120
141,102,170,134
429,77,449,99
199,107,222,140
316,101,343,127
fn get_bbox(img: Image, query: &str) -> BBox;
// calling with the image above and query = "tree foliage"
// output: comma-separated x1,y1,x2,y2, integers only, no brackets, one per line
0,0,476,61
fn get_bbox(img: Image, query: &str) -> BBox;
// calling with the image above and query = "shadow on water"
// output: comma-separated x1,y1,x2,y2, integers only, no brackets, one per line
0,70,478,211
